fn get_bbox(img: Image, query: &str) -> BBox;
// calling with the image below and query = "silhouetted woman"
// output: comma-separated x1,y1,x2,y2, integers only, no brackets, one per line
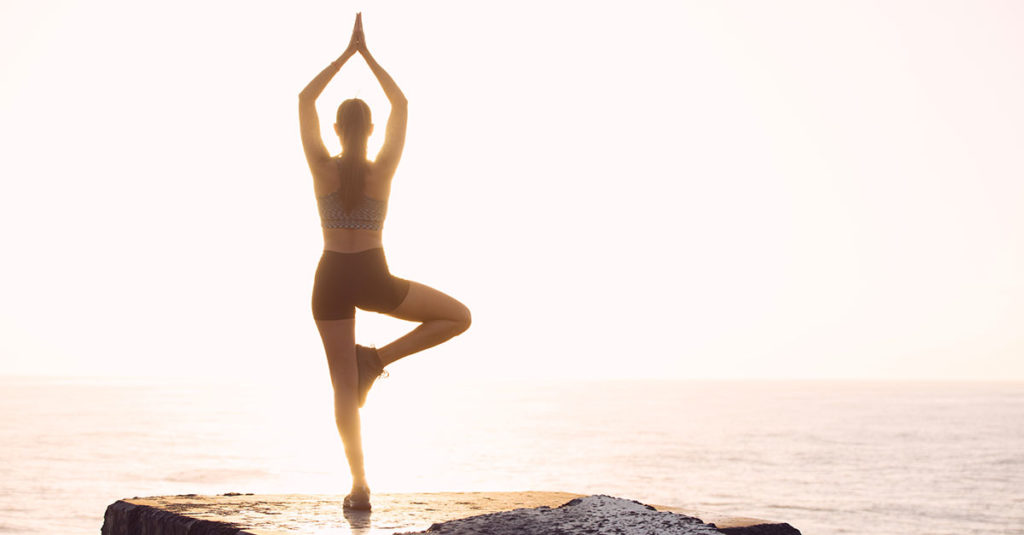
299,14,471,511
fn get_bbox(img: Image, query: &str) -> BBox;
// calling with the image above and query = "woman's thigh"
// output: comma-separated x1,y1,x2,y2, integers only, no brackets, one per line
316,318,357,390
387,281,470,324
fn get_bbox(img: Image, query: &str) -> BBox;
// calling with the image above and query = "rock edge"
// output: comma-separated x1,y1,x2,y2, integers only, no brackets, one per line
101,492,801,535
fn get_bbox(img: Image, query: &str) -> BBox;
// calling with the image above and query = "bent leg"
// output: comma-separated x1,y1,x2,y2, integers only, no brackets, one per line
315,318,367,488
377,281,471,366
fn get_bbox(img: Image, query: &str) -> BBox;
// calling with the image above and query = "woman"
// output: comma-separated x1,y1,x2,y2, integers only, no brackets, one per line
299,13,471,511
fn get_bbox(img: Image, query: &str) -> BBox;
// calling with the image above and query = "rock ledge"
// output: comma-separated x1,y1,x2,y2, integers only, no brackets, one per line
101,491,801,535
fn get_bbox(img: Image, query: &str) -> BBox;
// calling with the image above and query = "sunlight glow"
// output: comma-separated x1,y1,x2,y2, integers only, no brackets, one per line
1,0,1023,381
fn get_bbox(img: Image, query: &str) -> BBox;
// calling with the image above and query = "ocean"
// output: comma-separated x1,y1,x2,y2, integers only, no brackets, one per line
1,376,1021,534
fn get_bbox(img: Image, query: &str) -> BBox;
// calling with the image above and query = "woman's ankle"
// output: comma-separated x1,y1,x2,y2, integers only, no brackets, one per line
375,346,393,367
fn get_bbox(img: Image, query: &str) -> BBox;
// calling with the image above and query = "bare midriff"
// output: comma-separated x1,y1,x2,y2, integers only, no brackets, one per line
322,227,384,253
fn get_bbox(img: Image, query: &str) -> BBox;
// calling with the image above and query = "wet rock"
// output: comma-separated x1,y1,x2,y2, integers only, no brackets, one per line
399,495,768,535
100,491,801,535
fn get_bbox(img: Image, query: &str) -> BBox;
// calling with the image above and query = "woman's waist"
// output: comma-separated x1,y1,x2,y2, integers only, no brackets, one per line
322,227,384,253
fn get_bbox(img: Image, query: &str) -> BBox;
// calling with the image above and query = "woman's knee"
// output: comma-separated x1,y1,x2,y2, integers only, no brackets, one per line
451,303,471,335
333,384,359,413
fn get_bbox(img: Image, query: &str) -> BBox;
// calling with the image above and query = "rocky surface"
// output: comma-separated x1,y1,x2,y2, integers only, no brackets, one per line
401,495,723,535
101,492,801,535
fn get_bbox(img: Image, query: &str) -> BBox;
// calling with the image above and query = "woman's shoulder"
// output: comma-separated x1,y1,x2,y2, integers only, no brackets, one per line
363,161,393,199
367,159,398,181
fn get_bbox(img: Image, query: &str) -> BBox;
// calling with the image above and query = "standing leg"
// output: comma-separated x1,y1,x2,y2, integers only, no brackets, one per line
315,318,369,493
376,281,471,366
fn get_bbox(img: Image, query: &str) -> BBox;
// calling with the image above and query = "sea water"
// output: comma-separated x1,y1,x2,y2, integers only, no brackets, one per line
1,376,1022,534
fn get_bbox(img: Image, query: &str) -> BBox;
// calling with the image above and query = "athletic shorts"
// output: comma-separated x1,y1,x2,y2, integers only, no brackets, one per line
312,248,411,320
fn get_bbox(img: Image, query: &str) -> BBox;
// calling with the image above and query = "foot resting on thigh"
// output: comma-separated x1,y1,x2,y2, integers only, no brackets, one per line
343,483,371,511
355,345,385,408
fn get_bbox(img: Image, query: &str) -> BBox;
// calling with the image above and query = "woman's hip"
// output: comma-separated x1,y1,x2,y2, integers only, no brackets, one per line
312,247,409,319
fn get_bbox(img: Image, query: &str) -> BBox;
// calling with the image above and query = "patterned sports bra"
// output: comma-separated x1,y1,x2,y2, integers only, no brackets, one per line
317,190,388,231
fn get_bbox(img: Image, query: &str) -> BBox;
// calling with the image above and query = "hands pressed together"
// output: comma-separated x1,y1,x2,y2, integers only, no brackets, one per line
343,13,368,58
306,12,404,106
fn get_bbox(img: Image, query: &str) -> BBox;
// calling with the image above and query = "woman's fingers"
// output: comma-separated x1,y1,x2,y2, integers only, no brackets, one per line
344,13,362,53
355,13,367,51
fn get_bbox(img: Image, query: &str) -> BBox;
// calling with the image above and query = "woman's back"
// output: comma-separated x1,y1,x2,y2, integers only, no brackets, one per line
315,159,392,252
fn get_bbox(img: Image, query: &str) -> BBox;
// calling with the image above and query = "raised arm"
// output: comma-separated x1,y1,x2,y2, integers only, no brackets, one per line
299,16,362,174
356,19,408,175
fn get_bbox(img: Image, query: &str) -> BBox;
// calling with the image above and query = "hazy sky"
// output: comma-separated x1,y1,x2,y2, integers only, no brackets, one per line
1,1,1022,381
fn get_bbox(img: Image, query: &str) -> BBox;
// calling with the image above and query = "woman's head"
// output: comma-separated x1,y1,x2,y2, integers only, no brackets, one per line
334,99,373,158
333,99,372,211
